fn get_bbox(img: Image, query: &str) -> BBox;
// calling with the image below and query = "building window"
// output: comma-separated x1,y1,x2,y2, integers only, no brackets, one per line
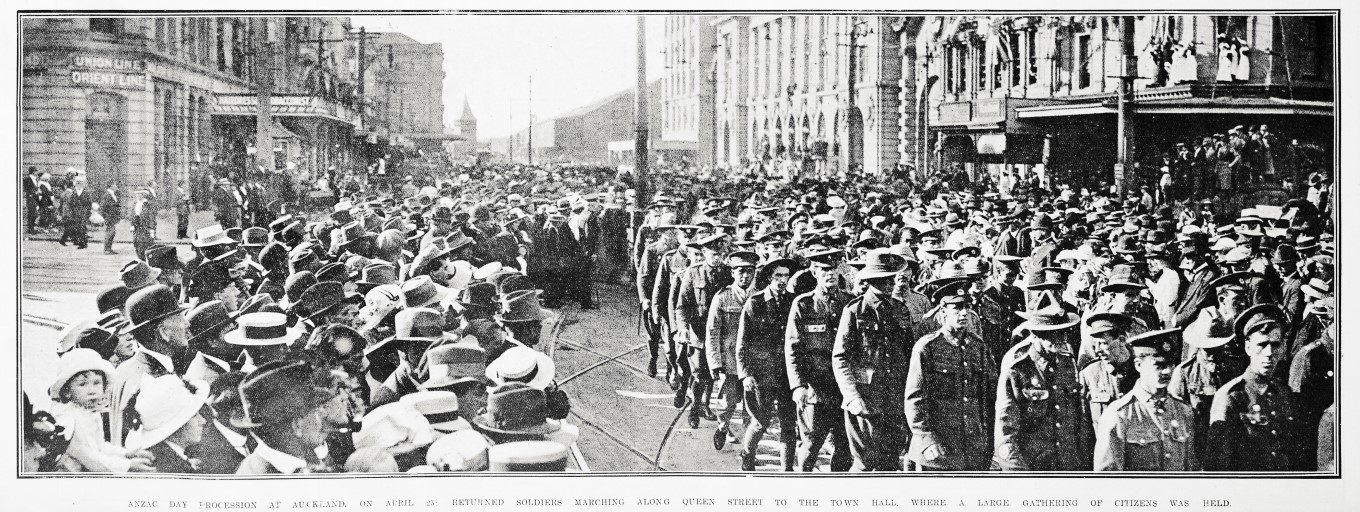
1024,29,1038,86
89,18,119,35
1077,34,1092,89
1300,17,1332,79
972,38,985,93
1217,16,1249,40
217,18,227,72
1007,31,1022,88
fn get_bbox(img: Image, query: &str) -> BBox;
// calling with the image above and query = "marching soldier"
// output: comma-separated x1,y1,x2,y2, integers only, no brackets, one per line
904,280,998,471
704,251,756,442
734,256,797,471
977,255,1025,366
832,250,915,471
1094,328,1198,471
675,233,732,426
785,247,853,472
993,306,1093,471
1206,304,1306,471
653,226,699,391
638,223,680,378
1077,312,1138,432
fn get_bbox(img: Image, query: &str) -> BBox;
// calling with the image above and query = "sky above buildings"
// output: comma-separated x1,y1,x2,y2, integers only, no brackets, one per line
352,13,667,139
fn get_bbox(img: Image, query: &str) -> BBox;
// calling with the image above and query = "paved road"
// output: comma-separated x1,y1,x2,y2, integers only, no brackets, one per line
19,236,830,472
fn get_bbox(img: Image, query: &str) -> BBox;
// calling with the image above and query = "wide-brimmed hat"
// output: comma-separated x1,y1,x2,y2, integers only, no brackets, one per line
422,337,491,389
145,245,183,272
232,360,339,429
853,249,905,280
1085,312,1133,337
353,402,435,452
120,260,162,290
496,289,546,323
426,430,491,471
331,201,355,224
471,383,561,436
459,282,500,311
297,281,345,320
486,346,556,390
223,312,303,347
402,275,451,309
1301,278,1332,300
356,262,399,291
1101,264,1145,293
1017,306,1081,331
186,300,234,345
125,375,208,451
192,225,237,248
400,391,472,433
125,285,189,333
394,307,447,346
48,348,116,400
241,227,270,248
487,440,569,472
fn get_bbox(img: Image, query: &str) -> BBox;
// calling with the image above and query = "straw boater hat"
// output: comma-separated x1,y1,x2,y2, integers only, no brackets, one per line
125,375,209,451
223,312,304,347
426,430,491,471
421,338,491,390
400,391,473,433
485,346,556,390
193,224,237,248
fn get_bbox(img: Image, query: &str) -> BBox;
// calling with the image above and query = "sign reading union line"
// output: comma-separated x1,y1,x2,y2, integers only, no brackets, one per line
71,70,148,89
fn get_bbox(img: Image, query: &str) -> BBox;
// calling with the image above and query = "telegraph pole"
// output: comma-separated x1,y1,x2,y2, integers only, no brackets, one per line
255,21,276,173
1115,15,1136,197
634,16,650,204
527,76,534,166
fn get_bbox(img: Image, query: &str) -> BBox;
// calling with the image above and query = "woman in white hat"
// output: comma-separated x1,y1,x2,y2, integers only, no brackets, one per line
126,375,210,473
47,349,155,473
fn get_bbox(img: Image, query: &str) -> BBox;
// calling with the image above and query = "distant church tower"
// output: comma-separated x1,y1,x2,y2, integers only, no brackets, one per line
456,97,477,153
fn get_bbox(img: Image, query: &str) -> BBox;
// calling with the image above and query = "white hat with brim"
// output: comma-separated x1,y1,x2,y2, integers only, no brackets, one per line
48,348,116,400
223,312,304,346
125,376,209,451
485,346,556,390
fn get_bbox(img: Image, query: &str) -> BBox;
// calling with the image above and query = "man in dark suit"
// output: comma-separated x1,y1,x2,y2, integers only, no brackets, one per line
1171,242,1220,329
131,187,157,259
24,167,40,234
59,175,93,249
569,198,600,309
187,372,254,474
101,179,123,255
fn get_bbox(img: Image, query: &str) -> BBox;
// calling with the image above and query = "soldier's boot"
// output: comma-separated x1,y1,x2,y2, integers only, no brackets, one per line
646,354,658,378
712,423,728,451
673,373,690,409
740,450,756,471
699,381,718,421
781,441,797,472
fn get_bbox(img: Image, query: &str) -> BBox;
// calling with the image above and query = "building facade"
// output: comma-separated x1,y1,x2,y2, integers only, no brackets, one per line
916,15,1334,193
660,15,716,167
366,31,445,138
21,16,380,208
701,15,907,176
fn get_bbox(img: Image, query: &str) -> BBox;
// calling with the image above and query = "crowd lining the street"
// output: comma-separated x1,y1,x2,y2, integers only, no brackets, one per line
22,123,1336,473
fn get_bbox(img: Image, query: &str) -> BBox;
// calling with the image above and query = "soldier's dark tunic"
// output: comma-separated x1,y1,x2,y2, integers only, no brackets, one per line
1206,371,1307,471
993,338,1093,471
831,286,916,471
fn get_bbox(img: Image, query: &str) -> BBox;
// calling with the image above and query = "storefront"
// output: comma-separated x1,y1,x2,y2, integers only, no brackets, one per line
928,96,1053,187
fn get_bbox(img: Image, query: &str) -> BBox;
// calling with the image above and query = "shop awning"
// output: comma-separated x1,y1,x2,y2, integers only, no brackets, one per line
1016,102,1116,119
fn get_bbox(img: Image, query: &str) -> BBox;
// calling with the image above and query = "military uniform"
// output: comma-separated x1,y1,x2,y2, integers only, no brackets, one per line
1078,359,1137,432
655,248,690,388
735,285,796,470
831,286,916,471
1168,352,1247,463
638,239,677,376
676,260,732,416
977,282,1025,365
1288,333,1334,470
785,287,853,472
993,338,1093,471
1206,371,1306,471
705,282,748,431
1094,386,1198,471
904,329,997,470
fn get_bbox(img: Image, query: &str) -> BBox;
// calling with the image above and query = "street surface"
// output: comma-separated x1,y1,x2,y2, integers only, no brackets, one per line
19,217,832,472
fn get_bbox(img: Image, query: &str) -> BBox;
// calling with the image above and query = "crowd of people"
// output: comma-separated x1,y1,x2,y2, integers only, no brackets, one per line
22,151,1335,474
